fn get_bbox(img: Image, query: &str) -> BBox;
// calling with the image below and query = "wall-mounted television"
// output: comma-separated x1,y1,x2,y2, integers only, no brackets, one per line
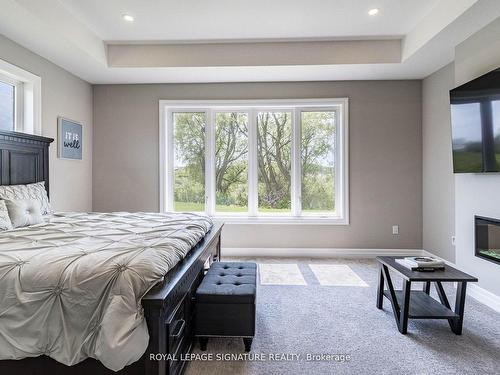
450,68,500,173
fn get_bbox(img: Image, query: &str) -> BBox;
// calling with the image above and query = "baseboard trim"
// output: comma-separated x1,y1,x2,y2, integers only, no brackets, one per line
466,284,500,313
222,247,425,258
423,250,500,313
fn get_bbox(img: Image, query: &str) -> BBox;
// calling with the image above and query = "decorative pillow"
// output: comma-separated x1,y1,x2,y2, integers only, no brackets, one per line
4,199,44,228
0,200,13,230
0,181,52,215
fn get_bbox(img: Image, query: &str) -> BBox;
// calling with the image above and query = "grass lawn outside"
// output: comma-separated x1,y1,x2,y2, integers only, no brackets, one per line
174,201,252,213
174,201,290,213
174,201,334,215
174,201,206,212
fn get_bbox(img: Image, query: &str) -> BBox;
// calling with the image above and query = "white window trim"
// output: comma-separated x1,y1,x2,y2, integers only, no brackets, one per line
159,98,349,225
0,58,41,135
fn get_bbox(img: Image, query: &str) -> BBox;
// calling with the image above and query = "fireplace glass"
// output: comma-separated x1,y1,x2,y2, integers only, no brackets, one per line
475,216,500,264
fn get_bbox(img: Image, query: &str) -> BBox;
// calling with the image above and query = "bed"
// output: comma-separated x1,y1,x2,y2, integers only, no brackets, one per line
0,130,223,375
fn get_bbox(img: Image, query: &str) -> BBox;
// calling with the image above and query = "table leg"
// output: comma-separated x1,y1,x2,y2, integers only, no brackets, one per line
376,266,384,309
399,280,411,334
434,281,455,331
452,282,467,335
199,337,208,351
423,281,431,295
381,265,401,330
434,282,451,308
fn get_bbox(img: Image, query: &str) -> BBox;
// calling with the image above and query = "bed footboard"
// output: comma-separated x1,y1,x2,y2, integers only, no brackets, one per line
142,222,222,375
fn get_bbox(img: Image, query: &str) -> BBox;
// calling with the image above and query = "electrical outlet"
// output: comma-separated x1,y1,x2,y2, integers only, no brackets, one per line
392,225,399,235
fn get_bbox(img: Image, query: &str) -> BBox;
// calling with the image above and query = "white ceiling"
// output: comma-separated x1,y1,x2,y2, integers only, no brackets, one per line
0,0,499,84
60,0,439,41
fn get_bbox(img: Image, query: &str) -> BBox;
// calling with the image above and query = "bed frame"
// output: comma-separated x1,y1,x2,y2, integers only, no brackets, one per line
0,130,222,375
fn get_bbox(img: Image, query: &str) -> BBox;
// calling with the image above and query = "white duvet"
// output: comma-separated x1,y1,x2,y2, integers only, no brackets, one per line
0,211,212,371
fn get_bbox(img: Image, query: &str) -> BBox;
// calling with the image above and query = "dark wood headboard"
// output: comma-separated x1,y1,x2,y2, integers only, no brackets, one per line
0,130,54,196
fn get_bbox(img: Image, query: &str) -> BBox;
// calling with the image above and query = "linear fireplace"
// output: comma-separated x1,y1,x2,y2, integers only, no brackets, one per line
475,216,500,265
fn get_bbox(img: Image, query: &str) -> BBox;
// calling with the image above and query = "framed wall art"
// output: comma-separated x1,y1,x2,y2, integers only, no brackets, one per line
58,117,82,160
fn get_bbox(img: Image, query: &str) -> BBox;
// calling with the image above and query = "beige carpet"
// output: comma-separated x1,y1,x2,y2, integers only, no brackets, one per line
185,257,500,375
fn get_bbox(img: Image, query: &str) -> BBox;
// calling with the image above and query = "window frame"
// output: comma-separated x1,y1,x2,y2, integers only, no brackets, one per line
0,58,41,135
159,99,349,225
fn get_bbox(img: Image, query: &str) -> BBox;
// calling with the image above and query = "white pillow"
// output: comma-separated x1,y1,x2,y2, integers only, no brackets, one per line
4,199,44,228
0,200,13,230
0,182,52,215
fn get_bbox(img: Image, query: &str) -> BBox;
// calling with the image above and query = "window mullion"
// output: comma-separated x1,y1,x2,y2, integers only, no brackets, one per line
14,82,24,132
248,109,258,217
205,109,216,216
166,110,174,212
291,109,301,217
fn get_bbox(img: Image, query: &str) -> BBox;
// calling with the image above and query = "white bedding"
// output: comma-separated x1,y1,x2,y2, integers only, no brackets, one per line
0,211,212,371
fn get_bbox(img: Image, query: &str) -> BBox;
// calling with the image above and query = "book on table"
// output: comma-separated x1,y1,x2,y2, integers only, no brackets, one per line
395,256,445,271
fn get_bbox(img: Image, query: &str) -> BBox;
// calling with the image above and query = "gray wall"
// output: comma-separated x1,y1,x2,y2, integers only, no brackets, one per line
422,63,456,262
0,35,93,211
93,81,422,249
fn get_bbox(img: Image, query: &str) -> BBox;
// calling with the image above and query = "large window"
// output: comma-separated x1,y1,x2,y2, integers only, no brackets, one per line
301,111,336,214
0,77,18,131
257,111,292,214
161,99,348,224
173,112,206,212
215,112,249,213
0,59,41,135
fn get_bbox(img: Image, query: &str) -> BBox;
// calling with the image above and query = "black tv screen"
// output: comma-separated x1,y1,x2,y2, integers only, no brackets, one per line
450,68,500,173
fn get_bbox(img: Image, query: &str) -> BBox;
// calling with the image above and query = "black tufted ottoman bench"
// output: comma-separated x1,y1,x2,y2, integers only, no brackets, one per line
195,262,257,352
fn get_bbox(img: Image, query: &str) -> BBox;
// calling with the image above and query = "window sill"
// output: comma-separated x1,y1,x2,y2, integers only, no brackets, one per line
210,215,349,225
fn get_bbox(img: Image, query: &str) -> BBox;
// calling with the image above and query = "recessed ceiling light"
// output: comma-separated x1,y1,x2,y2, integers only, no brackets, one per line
368,8,379,16
122,14,134,22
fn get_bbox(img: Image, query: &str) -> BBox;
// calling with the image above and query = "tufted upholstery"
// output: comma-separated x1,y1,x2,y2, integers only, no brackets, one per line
195,262,257,351
196,262,257,304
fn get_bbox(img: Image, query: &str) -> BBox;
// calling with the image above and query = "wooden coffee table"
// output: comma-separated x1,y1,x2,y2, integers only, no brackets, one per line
376,256,478,335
